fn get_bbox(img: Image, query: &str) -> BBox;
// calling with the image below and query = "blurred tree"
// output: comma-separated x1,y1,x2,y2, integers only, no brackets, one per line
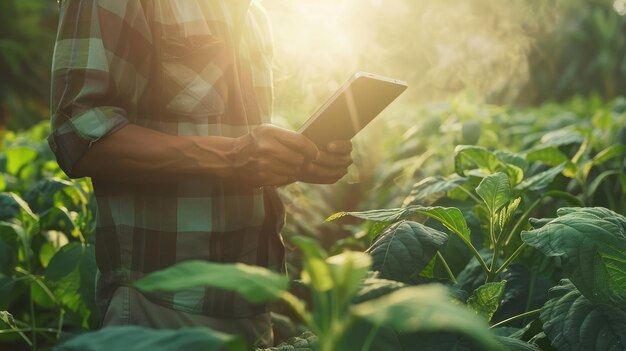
521,0,626,104
0,0,57,131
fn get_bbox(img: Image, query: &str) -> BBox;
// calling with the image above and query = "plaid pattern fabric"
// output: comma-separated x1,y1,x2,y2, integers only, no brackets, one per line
48,0,285,318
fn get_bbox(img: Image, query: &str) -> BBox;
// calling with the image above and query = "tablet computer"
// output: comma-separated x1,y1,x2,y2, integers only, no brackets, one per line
298,71,407,147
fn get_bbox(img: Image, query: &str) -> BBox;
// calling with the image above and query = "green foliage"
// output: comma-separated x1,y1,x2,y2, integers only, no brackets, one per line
352,285,500,351
466,281,506,322
55,326,247,351
522,207,626,305
540,280,626,351
135,261,290,304
0,122,96,349
366,221,448,282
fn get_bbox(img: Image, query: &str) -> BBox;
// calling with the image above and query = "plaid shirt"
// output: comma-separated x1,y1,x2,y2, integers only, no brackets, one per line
48,0,285,318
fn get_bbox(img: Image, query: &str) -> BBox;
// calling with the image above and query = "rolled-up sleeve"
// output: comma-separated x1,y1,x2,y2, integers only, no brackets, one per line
48,0,152,177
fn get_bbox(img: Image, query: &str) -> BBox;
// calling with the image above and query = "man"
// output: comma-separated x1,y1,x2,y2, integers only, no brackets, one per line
48,0,352,347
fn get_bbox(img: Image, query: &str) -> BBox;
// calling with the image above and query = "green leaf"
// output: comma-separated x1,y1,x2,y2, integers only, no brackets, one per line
540,280,626,351
135,261,288,304
55,326,246,351
454,145,501,176
327,251,371,307
0,192,36,222
521,207,626,305
329,206,471,246
326,208,408,223
290,236,333,292
592,144,626,165
410,206,472,243
22,177,73,213
263,331,317,351
402,176,466,207
587,170,626,201
366,221,448,282
352,285,500,351
45,242,98,328
5,147,37,175
525,147,570,167
39,206,77,233
353,277,405,304
514,163,566,192
493,150,529,174
476,173,511,215
466,281,506,322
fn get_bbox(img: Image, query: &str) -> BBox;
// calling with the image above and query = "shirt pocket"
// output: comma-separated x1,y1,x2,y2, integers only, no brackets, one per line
160,33,228,119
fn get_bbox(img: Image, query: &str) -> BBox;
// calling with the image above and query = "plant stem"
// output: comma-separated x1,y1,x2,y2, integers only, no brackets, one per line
0,328,58,334
436,252,457,284
494,243,527,275
523,270,537,324
490,309,541,329
503,198,541,247
360,324,380,351
487,215,500,283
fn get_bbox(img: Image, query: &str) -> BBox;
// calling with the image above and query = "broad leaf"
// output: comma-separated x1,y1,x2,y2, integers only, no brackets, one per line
55,326,245,351
454,145,501,176
402,176,466,206
410,206,472,243
22,177,73,213
521,207,626,305
135,261,289,304
540,280,626,351
326,208,408,223
592,144,626,165
0,192,36,222
514,163,566,192
329,206,471,244
5,147,37,175
353,285,500,350
353,277,405,304
476,173,511,215
45,242,98,328
367,221,448,282
493,150,529,174
525,147,570,166
467,281,506,322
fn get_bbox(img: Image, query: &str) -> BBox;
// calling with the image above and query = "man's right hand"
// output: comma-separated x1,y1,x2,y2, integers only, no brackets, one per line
232,125,319,187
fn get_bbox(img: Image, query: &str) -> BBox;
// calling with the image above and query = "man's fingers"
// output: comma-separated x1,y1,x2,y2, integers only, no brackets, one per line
312,151,353,168
257,140,308,167
271,128,319,161
266,157,300,177
303,163,348,179
326,140,352,154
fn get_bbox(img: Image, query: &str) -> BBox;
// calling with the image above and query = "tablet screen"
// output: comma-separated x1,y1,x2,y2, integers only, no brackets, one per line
298,72,407,147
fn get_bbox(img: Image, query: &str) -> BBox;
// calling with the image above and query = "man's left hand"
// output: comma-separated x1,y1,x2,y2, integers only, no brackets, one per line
295,140,353,184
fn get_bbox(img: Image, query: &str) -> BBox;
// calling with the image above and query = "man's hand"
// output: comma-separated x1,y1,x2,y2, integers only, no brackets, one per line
233,125,319,187
295,140,353,184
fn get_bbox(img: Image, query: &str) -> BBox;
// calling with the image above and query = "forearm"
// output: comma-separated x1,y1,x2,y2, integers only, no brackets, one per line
73,124,242,183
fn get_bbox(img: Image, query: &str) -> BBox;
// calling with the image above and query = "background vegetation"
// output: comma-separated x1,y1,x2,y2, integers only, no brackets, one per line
1,0,625,350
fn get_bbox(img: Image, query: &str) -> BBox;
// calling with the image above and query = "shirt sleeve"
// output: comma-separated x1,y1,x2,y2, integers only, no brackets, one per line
48,0,152,178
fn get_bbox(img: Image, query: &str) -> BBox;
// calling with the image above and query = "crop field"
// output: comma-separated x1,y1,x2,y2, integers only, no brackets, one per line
1,0,626,350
